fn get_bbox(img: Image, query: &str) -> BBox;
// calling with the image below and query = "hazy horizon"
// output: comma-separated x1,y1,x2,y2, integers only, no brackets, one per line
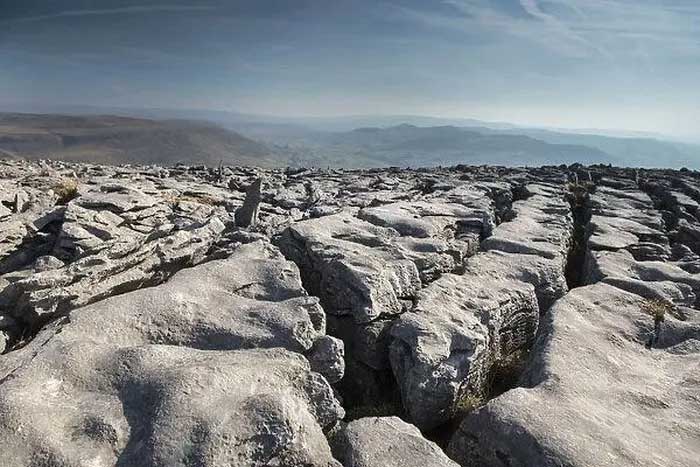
2,1,699,141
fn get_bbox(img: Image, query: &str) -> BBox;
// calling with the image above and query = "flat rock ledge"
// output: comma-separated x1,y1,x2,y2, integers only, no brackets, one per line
0,240,345,466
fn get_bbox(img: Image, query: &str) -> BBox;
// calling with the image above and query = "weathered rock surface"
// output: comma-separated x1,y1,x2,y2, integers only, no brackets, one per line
386,183,572,430
390,275,538,430
2,159,700,467
0,162,241,336
0,240,344,466
588,249,700,306
332,417,459,467
7,215,226,325
0,343,342,467
357,200,486,281
587,185,667,257
449,171,700,467
481,183,572,260
448,283,700,467
477,183,572,308
278,212,421,323
463,251,568,311
276,179,506,410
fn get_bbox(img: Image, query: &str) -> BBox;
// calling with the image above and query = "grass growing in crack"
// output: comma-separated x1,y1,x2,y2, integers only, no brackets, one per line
566,181,594,208
454,392,485,416
53,178,79,204
453,351,530,418
640,298,671,324
641,298,675,349
487,350,530,398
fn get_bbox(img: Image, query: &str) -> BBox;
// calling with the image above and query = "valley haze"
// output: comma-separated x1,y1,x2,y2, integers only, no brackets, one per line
1,108,699,169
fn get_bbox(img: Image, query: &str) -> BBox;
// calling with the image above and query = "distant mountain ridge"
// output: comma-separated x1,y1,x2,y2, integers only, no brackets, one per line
317,124,614,167
0,113,276,167
1,110,698,169
474,126,699,169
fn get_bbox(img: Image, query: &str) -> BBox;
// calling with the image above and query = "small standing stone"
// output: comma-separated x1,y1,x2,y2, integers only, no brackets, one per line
13,190,28,213
235,178,262,227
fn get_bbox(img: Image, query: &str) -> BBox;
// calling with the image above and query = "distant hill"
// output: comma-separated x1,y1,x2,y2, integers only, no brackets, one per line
0,113,276,167
477,127,700,169
316,124,615,167
1,113,615,169
2,111,697,169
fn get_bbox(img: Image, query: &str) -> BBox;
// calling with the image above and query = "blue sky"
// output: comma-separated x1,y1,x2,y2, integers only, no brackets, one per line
1,1,699,139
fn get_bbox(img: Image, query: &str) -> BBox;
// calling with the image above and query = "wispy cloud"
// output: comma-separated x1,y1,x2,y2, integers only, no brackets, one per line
388,0,699,62
386,0,600,59
517,0,613,58
3,4,215,24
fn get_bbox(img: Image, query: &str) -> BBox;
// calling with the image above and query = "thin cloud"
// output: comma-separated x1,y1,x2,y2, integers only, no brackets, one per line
391,0,699,61
3,5,215,24
518,0,613,59
391,0,603,58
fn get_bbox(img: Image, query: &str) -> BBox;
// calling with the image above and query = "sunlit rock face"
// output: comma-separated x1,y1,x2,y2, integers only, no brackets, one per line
0,159,698,466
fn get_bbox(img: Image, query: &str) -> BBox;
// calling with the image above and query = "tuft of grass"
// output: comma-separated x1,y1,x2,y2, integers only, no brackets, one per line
483,349,531,400
454,392,484,416
53,178,79,205
566,181,594,208
640,298,671,324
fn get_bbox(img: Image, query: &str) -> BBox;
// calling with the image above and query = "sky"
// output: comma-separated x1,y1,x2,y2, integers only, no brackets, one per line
1,0,699,140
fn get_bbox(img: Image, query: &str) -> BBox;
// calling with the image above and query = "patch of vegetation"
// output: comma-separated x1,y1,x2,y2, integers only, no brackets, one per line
642,298,673,349
566,180,595,208
454,392,485,416
640,298,671,324
451,351,531,420
487,350,530,398
53,178,79,205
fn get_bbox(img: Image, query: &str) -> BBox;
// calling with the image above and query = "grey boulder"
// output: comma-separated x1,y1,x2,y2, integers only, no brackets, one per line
332,417,459,467
278,213,420,323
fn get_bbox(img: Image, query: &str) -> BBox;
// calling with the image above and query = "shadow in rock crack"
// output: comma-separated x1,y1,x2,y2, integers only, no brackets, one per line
115,378,160,467
0,216,64,275
273,178,541,453
423,347,535,450
564,180,594,289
